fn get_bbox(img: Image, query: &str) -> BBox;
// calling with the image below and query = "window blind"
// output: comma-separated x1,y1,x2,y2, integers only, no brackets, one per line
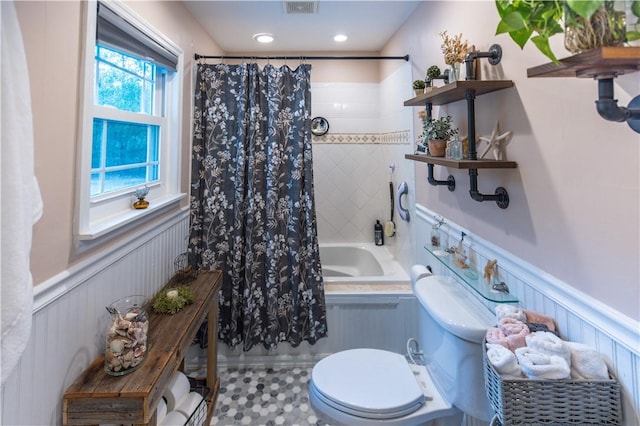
96,2,178,71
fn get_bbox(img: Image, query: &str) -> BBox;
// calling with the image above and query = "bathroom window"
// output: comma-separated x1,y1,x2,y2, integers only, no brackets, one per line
76,1,184,243
91,46,162,196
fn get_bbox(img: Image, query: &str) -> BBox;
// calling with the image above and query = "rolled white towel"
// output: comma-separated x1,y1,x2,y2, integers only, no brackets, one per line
566,341,609,380
525,331,571,366
486,343,522,377
495,304,526,322
515,347,570,379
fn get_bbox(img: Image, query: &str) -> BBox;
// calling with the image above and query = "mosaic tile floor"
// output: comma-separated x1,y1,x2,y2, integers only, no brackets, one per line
210,366,330,426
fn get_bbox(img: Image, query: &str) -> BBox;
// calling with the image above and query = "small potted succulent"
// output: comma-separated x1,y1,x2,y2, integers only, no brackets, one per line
426,65,442,90
412,79,426,96
133,186,150,209
422,115,459,157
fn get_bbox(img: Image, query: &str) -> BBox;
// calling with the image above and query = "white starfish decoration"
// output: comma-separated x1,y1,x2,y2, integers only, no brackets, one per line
478,120,512,160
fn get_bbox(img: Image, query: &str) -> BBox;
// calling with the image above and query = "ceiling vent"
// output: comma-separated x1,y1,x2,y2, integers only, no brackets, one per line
283,1,319,14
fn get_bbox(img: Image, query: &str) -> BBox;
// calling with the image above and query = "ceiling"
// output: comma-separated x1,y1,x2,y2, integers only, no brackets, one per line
182,1,421,53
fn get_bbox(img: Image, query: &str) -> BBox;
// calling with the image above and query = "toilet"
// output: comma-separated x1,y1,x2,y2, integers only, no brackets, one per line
309,267,496,425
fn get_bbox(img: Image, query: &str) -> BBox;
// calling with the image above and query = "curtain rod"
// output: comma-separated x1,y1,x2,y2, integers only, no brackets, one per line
194,54,409,62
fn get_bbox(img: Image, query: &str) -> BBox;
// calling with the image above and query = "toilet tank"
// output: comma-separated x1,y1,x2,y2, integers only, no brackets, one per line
412,275,495,422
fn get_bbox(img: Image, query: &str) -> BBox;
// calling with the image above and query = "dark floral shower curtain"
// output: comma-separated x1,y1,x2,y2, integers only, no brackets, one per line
189,63,327,351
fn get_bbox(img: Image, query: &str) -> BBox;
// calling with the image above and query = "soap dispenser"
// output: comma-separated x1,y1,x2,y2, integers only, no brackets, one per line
374,220,384,246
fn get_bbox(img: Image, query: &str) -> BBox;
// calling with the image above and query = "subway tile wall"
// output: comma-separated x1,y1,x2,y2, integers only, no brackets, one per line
310,64,416,272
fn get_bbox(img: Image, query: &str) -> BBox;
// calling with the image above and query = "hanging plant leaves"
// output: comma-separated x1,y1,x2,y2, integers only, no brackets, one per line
566,0,604,20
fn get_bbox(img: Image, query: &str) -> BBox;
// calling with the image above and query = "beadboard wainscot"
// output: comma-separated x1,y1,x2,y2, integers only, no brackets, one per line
1,209,190,425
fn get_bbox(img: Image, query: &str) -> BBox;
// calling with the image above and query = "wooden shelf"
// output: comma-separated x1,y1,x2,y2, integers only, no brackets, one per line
527,47,640,78
405,153,517,169
63,271,222,426
404,80,514,106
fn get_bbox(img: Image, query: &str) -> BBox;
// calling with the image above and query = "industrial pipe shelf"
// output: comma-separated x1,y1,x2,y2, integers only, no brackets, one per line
527,47,640,133
405,154,517,169
405,74,516,208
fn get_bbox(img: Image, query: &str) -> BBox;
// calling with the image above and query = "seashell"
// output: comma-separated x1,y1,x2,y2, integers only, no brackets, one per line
124,311,139,321
133,328,146,342
115,328,127,337
122,361,131,369
109,339,124,355
123,350,134,362
134,346,145,358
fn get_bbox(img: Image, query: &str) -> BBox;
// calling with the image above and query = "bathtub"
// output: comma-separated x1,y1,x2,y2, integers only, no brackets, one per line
319,243,410,291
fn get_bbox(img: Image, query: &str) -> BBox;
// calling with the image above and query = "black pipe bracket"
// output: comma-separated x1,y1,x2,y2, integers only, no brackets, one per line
464,44,503,81
427,164,455,191
590,74,640,133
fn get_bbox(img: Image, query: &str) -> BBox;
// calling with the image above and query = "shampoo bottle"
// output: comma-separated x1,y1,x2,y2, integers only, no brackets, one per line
374,220,384,246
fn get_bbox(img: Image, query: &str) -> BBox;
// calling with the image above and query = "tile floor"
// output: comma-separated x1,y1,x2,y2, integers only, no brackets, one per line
210,366,330,426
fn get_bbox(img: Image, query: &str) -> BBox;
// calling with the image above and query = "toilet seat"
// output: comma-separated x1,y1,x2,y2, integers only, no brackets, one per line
310,348,425,420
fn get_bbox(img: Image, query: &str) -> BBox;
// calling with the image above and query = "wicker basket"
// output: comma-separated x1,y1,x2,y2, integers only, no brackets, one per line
483,341,622,425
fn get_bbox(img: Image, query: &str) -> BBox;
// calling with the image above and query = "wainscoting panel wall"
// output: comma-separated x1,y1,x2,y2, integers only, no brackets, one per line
1,210,189,425
415,204,640,425
193,293,419,370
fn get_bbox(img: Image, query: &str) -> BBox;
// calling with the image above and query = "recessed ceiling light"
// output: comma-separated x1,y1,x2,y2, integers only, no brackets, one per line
333,34,348,43
253,33,274,43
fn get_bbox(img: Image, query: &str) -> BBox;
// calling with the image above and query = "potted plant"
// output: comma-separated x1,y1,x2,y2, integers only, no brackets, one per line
413,79,426,95
426,65,442,90
626,0,640,45
133,186,150,209
422,115,459,157
495,0,628,64
440,30,469,81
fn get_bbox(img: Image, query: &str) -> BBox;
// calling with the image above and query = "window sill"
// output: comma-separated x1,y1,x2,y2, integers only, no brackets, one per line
78,193,186,241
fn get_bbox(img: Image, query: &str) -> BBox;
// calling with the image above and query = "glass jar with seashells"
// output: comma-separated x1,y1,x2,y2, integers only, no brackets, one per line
104,295,149,376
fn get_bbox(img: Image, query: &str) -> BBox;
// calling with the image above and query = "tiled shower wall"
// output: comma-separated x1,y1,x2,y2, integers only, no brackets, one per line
311,63,417,272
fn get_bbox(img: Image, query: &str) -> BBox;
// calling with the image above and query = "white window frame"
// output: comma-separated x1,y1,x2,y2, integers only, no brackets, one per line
75,0,184,246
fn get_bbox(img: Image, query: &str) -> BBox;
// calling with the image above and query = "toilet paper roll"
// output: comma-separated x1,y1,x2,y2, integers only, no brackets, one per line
155,397,167,422
176,391,205,419
162,371,191,411
410,264,431,284
159,410,188,426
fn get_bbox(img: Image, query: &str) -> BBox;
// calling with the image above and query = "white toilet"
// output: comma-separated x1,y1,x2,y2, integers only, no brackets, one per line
309,267,496,425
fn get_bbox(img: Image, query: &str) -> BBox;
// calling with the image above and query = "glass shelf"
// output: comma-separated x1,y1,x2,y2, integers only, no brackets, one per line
424,244,518,304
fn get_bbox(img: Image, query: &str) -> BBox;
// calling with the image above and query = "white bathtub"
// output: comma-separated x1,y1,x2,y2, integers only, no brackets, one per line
319,243,410,286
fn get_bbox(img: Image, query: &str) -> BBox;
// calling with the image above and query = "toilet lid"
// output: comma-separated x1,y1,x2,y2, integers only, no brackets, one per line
311,349,425,419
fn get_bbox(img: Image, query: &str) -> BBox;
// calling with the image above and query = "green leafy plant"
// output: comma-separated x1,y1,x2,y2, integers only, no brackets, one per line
495,0,627,63
426,65,442,81
413,79,426,90
422,115,459,141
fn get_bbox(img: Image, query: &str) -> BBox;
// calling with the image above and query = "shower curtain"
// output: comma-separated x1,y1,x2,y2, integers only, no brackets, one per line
189,62,327,351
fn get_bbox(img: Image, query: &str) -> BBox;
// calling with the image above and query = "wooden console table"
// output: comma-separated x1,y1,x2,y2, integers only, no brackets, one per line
63,270,222,425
